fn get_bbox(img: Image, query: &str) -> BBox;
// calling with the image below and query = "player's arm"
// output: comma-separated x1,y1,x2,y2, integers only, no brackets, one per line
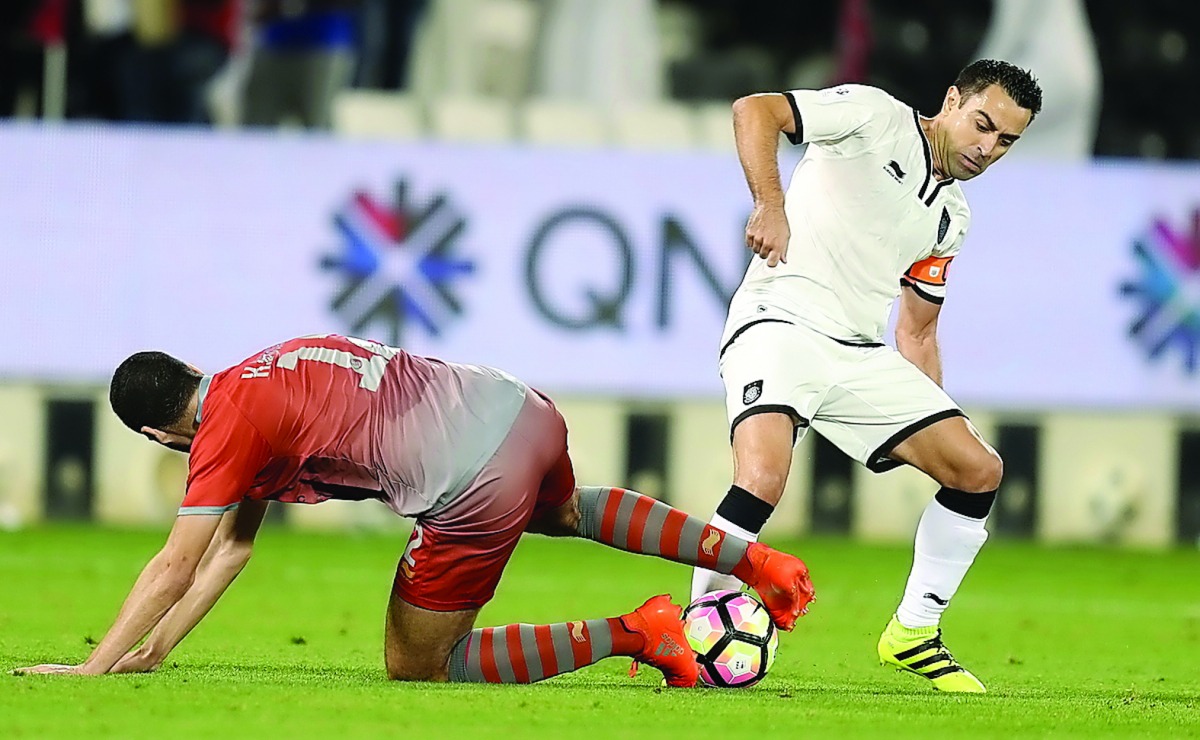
896,283,944,386
14,513,225,676
15,401,273,677
110,500,270,674
732,93,797,267
734,85,883,267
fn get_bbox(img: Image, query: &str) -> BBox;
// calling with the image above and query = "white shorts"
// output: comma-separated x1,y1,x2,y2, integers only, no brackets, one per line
719,318,964,472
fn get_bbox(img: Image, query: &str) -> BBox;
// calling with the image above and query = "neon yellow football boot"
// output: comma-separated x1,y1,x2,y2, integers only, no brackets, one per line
877,615,986,693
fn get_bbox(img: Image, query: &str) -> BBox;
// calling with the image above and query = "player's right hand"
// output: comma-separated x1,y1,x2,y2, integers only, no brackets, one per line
110,650,159,674
745,202,790,267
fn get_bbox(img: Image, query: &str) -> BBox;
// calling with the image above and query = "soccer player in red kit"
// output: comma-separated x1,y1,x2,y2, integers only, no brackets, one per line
15,334,813,686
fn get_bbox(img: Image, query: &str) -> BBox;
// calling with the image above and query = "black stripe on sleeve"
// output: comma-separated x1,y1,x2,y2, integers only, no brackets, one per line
782,91,804,145
827,336,886,348
900,278,945,305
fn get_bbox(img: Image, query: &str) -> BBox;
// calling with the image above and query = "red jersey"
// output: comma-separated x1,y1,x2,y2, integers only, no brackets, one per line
179,335,528,516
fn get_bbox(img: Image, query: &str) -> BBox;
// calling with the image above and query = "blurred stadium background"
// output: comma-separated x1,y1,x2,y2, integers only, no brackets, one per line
0,0,1198,553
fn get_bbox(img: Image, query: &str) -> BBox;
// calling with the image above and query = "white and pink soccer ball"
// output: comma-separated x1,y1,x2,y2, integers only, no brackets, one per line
682,590,779,688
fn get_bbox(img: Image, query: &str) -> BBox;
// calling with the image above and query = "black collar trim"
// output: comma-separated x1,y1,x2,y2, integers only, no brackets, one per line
913,110,934,199
912,109,955,206
924,179,952,206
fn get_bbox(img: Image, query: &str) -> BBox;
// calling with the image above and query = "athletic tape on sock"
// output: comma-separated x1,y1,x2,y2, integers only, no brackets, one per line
714,485,775,534
934,487,996,520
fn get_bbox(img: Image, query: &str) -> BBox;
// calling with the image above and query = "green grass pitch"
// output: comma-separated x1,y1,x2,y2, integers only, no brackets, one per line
3,525,1199,738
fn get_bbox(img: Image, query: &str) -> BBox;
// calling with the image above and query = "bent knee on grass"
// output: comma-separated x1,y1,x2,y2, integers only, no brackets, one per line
384,596,478,682
386,653,451,682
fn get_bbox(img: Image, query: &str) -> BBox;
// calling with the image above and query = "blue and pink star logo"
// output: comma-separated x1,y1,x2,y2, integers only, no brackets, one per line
1120,210,1200,373
322,181,475,345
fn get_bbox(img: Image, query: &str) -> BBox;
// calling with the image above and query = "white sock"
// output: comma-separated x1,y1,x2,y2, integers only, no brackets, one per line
690,513,759,602
895,498,989,629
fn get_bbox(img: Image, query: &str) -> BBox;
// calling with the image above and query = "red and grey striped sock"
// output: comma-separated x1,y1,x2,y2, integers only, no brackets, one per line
575,486,754,578
447,618,642,683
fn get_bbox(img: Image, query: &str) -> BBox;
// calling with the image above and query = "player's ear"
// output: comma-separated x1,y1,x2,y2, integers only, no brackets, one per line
141,426,170,445
943,86,960,115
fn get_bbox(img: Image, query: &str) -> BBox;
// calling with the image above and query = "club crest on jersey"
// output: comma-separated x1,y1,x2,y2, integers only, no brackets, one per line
1120,208,1200,373
884,160,907,183
743,380,763,405
938,207,951,244
323,180,475,345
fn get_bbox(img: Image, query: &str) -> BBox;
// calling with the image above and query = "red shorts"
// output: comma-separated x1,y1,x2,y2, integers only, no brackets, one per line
391,389,575,612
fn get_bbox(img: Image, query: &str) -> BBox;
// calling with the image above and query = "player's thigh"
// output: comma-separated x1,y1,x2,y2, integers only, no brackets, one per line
730,415,799,505
720,322,828,501
393,393,562,612
384,594,478,681
889,415,1003,492
810,346,967,473
394,482,540,615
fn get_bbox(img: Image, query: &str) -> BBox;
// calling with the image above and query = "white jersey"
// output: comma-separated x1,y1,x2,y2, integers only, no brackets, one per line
723,84,971,347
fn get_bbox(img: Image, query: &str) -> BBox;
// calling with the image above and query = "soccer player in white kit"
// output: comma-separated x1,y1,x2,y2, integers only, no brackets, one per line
690,60,1042,692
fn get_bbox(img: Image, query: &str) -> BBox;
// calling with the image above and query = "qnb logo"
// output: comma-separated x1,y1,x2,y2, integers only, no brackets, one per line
323,181,475,345
1120,210,1200,373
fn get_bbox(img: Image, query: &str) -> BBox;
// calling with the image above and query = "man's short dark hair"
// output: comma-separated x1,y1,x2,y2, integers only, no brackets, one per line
109,351,202,432
954,59,1043,121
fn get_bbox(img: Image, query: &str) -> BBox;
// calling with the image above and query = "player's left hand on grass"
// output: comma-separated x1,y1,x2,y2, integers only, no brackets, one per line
12,663,81,676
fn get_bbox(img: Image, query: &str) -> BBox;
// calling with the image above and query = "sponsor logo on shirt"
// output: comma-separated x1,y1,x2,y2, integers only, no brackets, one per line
1120,209,1200,374
884,160,907,183
323,181,475,344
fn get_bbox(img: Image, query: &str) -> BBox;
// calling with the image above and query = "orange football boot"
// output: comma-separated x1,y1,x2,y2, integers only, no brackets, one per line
621,595,700,687
734,542,815,631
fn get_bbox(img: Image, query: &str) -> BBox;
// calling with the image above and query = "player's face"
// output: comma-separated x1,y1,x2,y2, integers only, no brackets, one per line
939,84,1031,180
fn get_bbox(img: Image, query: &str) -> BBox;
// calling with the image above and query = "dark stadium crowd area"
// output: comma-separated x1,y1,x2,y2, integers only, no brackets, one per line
673,0,1198,159
0,0,1196,158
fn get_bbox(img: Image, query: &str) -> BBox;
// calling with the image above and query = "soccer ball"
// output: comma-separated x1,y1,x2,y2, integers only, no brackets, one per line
682,590,778,688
